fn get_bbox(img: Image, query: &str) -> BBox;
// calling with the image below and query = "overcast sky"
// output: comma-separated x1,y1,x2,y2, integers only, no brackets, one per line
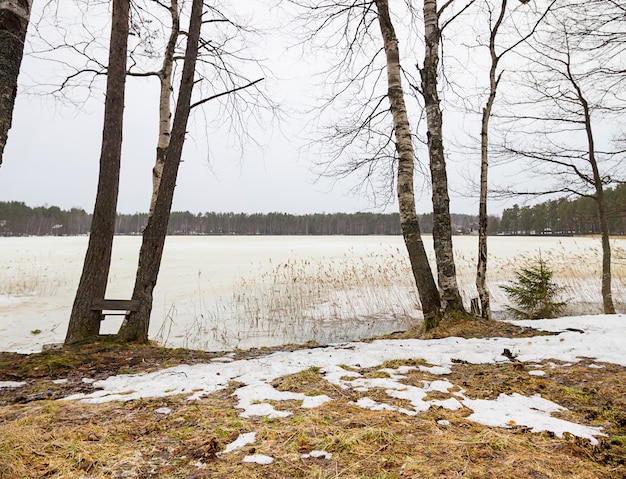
0,0,526,216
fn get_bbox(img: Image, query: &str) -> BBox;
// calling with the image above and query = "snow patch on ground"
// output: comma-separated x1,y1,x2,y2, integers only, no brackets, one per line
0,381,27,389
61,315,625,444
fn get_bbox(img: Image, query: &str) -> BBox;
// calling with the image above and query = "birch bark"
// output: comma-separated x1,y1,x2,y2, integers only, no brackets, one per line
420,0,465,314
477,0,507,320
149,0,179,217
374,0,441,326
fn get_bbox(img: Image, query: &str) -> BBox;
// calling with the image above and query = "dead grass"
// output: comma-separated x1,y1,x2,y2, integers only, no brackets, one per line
0,331,624,478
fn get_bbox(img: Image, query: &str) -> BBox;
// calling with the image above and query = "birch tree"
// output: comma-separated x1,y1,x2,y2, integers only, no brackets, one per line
418,0,474,316
126,1,267,220
474,0,556,319
375,0,441,326
289,0,443,325
0,0,33,166
116,1,270,342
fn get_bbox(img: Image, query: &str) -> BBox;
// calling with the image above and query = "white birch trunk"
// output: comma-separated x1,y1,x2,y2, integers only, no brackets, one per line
421,0,465,314
149,0,179,218
477,0,508,320
374,0,441,325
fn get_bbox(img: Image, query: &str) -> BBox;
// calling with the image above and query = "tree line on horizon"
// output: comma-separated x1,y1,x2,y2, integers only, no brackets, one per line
0,200,491,236
1,183,624,237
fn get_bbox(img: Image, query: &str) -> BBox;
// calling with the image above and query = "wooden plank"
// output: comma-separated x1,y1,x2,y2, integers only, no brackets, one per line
91,299,140,311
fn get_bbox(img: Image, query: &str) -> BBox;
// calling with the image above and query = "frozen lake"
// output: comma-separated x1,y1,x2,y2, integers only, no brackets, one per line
1,235,624,353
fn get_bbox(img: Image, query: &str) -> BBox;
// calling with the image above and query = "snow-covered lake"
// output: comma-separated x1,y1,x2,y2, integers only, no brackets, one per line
1,235,624,353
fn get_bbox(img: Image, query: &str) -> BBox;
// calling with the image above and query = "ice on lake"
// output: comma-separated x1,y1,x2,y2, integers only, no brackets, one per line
1,235,624,353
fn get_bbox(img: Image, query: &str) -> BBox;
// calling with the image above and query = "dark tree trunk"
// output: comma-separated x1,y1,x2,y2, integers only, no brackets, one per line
582,102,615,314
117,0,203,342
65,0,129,344
565,55,615,315
374,0,441,328
0,0,32,166
421,0,465,315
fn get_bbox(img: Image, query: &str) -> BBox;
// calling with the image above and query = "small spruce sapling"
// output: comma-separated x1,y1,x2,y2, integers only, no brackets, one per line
500,252,566,320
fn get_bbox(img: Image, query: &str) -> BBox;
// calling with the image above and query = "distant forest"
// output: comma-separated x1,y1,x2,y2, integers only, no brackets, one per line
0,184,624,236
0,201,493,236
499,184,625,235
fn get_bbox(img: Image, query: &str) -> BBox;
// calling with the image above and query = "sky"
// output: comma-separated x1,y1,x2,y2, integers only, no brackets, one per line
0,0,516,217
3,314,622,449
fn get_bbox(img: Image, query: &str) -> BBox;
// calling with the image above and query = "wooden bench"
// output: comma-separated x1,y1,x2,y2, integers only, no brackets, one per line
91,299,140,320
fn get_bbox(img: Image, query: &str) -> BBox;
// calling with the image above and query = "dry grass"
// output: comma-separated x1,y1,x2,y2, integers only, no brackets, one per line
0,332,624,478
163,241,626,351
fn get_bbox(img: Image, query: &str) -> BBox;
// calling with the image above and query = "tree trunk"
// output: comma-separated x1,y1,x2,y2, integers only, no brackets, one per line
149,0,179,218
117,0,203,342
566,59,615,315
477,0,507,320
0,0,32,166
421,0,465,315
581,100,615,314
65,0,129,344
374,0,441,328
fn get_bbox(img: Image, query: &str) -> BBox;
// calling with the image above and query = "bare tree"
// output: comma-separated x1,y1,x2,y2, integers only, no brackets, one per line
473,0,556,320
289,0,443,325
117,0,203,343
375,0,441,326
125,0,268,220
116,0,271,342
419,0,470,315
0,0,33,166
496,6,625,314
65,0,130,344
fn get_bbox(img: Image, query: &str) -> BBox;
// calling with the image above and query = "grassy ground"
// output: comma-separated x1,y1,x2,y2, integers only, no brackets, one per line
0,319,624,478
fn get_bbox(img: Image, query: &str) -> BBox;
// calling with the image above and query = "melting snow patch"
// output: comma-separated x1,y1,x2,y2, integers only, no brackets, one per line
221,432,256,454
462,393,605,445
528,370,546,376
0,381,26,389
235,382,331,418
59,315,623,444
243,454,274,465
302,450,332,460
155,407,172,415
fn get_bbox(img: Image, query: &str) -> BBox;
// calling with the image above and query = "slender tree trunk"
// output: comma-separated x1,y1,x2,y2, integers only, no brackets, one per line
149,0,179,217
597,185,615,314
65,0,129,344
374,0,441,327
477,0,507,320
567,62,615,314
0,0,32,166
582,103,615,314
421,0,465,315
117,0,203,342
476,101,492,319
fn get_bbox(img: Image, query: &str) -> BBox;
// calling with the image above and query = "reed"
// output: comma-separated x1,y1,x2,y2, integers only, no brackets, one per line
163,241,625,351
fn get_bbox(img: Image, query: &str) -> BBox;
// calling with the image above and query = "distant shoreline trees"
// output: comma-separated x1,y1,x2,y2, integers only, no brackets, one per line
1,185,624,237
